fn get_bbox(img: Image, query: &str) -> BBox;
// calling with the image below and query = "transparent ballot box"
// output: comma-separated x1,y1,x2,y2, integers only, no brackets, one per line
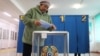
32,31,69,56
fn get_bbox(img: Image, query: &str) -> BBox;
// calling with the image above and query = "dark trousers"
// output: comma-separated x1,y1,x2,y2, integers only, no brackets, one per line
74,53,81,56
23,43,32,56
39,46,43,56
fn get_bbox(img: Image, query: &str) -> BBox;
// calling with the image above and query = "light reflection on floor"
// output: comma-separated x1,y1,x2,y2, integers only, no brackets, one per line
0,48,100,56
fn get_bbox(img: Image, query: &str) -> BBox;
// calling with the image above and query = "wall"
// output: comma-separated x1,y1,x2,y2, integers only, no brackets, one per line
0,18,18,49
90,13,100,52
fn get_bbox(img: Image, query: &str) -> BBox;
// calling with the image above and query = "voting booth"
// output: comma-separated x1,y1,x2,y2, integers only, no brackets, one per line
17,15,89,56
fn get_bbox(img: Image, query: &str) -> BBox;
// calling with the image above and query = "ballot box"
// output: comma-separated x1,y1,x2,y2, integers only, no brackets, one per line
32,31,69,56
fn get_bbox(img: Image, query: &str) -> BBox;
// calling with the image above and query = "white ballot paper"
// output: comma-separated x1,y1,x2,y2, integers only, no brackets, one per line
40,19,52,29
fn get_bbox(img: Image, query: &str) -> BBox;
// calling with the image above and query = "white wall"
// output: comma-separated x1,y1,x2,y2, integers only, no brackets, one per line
0,18,18,49
89,16,100,52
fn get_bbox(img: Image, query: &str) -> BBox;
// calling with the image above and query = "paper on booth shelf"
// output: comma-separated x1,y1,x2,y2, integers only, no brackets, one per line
40,19,52,29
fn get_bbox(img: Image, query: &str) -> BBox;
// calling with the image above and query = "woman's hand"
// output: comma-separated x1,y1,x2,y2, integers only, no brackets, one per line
50,24,56,30
34,20,41,26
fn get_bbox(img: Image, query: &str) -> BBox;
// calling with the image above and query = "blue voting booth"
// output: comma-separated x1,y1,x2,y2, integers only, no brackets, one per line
17,20,24,53
17,15,89,53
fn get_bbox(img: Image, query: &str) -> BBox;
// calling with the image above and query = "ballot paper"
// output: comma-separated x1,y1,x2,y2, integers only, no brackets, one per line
40,19,52,29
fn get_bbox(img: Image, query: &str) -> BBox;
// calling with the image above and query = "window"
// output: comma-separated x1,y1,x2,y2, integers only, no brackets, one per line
0,28,2,39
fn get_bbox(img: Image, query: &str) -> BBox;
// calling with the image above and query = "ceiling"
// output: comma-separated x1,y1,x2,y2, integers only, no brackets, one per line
10,0,100,16
0,0,100,25
0,0,23,25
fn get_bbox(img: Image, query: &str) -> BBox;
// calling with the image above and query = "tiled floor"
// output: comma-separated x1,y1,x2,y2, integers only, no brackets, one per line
0,48,16,56
0,48,100,56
